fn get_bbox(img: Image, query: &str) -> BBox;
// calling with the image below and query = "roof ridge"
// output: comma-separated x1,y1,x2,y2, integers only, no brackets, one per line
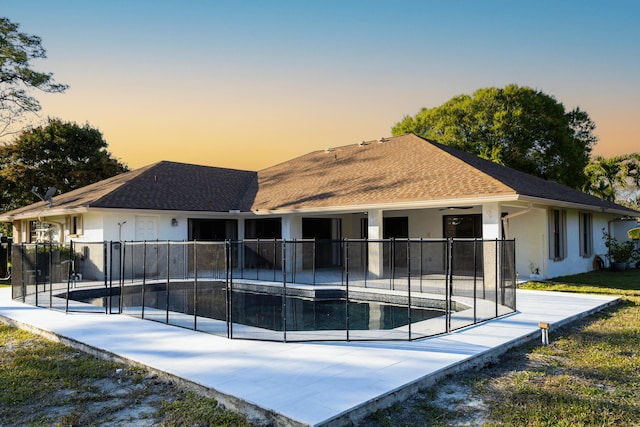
87,162,164,207
155,159,256,174
422,135,639,214
416,136,516,193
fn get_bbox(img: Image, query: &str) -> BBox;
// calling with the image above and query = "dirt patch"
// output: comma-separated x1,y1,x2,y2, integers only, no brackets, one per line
362,341,537,426
1,364,187,426
0,329,213,427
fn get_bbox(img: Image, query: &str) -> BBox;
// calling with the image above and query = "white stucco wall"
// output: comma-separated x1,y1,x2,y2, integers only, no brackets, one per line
78,212,105,242
506,207,547,280
75,212,190,242
508,207,625,280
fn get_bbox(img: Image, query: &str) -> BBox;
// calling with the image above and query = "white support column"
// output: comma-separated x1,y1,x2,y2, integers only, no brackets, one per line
237,218,245,240
282,215,303,272
482,202,502,239
482,202,501,300
281,215,302,240
368,210,384,277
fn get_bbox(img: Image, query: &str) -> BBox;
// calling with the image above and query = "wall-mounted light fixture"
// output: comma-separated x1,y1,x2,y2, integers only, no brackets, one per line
171,218,178,227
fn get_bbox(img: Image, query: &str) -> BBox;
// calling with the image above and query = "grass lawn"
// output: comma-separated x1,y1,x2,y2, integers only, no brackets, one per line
484,270,640,426
0,321,251,426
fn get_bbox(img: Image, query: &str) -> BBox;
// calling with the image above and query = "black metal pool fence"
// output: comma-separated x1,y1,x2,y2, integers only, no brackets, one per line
10,238,516,342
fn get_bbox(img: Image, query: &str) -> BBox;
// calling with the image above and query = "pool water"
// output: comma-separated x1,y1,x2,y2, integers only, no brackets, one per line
70,282,444,332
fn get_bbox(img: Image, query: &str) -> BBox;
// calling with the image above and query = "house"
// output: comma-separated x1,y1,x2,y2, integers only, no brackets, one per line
1,134,638,280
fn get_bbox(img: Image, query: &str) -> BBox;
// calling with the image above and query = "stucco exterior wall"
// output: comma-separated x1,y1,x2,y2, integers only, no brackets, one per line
507,207,546,280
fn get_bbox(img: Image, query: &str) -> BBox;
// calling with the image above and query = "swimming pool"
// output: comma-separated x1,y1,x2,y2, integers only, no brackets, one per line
66,281,446,332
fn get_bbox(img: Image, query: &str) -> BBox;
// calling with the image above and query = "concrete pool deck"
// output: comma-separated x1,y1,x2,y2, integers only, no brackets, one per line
0,287,620,426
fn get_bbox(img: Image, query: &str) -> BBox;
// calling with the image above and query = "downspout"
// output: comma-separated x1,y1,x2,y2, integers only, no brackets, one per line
501,203,533,240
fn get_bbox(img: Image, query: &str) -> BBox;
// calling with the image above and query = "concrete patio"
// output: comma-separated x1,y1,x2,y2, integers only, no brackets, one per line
0,286,620,426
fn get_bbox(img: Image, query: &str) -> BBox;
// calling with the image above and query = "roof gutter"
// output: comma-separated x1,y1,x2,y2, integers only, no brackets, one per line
519,196,640,217
251,195,519,216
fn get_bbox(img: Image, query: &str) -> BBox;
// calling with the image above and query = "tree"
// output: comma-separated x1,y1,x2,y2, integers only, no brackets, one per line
0,16,68,139
392,85,597,189
0,118,128,211
584,153,640,209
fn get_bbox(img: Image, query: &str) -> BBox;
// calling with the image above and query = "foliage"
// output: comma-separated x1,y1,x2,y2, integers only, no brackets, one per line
0,118,128,211
0,17,67,139
602,228,636,263
583,153,640,207
392,85,596,189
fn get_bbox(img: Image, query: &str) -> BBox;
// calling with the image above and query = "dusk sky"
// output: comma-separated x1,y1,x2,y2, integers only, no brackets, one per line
3,0,639,170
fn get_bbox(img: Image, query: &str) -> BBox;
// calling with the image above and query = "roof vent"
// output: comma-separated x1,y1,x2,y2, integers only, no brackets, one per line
325,147,335,153
359,140,371,147
379,137,387,143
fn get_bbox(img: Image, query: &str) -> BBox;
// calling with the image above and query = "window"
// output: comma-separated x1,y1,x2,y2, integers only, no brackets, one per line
244,218,281,239
443,214,482,238
579,213,593,258
383,217,409,238
548,209,567,260
188,219,237,241
28,220,56,243
28,220,37,243
70,215,83,237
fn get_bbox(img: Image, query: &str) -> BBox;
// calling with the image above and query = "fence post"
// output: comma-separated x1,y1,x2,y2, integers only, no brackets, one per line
292,238,297,283
473,238,478,324
142,241,147,319
419,237,423,293
120,242,126,313
226,240,232,339
512,239,517,309
165,240,171,324
20,242,25,302
193,241,198,331
495,239,499,318
446,238,453,333
407,238,411,340
273,238,277,282
282,240,287,343
65,241,74,313
345,238,350,342
312,238,316,286
390,237,395,290
103,241,108,314
34,242,38,307
256,238,260,280
364,238,368,288
48,241,52,309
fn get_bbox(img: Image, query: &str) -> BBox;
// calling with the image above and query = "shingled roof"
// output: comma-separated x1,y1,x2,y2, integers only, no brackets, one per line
251,134,639,216
0,161,257,219
1,134,638,220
